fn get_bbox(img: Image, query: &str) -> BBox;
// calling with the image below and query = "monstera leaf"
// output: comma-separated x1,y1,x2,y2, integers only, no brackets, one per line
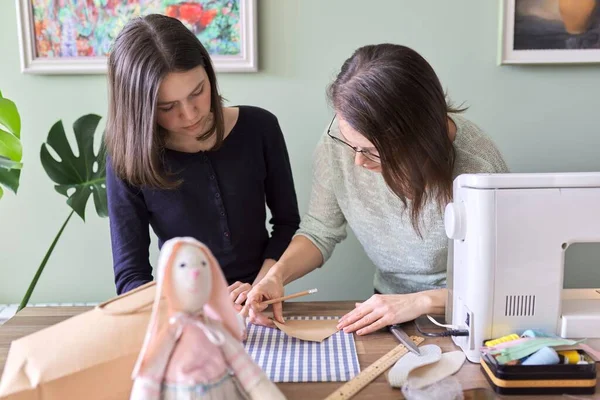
18,114,108,311
0,90,23,200
40,114,108,221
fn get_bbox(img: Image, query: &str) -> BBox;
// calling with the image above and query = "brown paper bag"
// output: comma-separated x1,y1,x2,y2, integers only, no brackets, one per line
0,282,165,400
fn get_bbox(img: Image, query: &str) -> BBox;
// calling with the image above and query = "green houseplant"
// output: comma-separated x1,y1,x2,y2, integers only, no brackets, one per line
18,114,108,311
0,91,23,200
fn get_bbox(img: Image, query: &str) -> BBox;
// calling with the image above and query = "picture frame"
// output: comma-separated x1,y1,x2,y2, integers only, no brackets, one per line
15,0,257,74
498,0,600,64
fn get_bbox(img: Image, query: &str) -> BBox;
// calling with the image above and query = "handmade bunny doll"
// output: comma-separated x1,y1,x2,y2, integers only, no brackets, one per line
130,237,286,400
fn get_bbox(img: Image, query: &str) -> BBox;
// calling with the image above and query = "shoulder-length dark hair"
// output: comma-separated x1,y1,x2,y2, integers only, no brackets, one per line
106,14,225,189
327,43,466,236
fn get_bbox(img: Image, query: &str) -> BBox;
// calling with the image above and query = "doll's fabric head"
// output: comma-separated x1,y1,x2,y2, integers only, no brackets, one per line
131,237,243,379
155,237,241,334
159,238,212,314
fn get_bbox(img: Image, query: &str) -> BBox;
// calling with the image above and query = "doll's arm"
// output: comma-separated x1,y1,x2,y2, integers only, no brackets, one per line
138,324,180,379
246,376,287,400
130,377,162,400
219,329,286,400
130,324,180,400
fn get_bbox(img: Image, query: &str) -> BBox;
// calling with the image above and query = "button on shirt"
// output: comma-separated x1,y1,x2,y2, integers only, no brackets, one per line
106,106,300,294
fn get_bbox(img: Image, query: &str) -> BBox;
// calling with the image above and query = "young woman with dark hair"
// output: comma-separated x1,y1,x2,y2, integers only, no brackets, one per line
105,14,300,304
245,43,508,334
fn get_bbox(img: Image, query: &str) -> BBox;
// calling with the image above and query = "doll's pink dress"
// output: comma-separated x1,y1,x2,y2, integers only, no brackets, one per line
160,314,257,400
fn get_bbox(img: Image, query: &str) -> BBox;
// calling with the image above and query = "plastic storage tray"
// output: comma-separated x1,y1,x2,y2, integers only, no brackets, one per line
481,350,597,395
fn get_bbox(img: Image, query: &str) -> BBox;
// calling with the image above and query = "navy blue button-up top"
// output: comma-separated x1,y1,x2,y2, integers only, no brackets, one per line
106,106,300,294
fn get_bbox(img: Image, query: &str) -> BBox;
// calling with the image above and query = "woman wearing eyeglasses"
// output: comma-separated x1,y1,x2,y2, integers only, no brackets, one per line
244,44,508,335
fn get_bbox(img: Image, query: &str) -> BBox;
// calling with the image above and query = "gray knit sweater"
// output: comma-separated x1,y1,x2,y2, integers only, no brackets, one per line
296,114,509,294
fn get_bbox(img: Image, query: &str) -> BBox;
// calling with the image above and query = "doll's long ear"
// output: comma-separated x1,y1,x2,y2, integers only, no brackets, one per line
131,239,180,378
199,243,243,341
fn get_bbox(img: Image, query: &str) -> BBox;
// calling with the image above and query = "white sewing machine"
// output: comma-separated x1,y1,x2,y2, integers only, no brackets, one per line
444,172,600,363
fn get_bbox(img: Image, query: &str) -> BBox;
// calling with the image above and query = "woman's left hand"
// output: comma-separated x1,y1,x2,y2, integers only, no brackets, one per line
228,281,252,311
336,293,427,336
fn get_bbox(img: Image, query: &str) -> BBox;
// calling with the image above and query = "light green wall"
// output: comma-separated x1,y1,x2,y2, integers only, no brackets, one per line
1,0,599,304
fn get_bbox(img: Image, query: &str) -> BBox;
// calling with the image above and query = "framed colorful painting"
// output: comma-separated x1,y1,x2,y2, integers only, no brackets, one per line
16,0,257,74
498,0,600,64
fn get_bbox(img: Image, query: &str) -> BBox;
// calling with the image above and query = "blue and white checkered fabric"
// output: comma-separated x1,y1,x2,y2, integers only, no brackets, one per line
244,316,360,382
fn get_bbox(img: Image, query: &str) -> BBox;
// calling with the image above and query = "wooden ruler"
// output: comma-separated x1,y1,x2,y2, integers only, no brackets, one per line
324,335,424,400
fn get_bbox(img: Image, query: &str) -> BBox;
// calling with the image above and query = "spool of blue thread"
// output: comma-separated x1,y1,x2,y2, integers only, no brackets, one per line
521,346,560,365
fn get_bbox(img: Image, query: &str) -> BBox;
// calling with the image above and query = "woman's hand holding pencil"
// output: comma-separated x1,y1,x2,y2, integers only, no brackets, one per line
242,273,286,327
242,272,318,328
260,288,317,305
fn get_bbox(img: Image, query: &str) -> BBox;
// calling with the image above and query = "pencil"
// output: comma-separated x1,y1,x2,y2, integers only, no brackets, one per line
260,288,318,306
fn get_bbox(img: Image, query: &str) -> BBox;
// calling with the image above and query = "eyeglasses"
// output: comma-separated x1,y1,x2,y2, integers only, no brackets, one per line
326,116,381,163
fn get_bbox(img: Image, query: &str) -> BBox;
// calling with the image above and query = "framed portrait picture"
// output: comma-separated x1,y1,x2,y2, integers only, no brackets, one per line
498,0,600,64
16,0,257,74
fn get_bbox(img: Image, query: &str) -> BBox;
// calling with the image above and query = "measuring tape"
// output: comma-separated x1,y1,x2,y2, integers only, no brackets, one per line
324,335,425,400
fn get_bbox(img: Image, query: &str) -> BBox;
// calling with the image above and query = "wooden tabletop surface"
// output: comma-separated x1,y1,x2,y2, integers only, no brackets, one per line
1,301,598,399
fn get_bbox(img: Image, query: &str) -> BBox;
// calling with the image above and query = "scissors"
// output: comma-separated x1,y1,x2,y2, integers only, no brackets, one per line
389,324,421,355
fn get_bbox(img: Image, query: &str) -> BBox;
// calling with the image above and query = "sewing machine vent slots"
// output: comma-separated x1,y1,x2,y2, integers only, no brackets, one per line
505,295,536,317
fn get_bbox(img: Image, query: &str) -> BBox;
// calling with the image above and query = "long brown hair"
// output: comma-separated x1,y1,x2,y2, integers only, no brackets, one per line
106,14,225,189
328,44,466,236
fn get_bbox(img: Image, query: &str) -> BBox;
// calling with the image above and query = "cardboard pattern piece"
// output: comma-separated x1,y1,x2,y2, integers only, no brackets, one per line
273,317,340,342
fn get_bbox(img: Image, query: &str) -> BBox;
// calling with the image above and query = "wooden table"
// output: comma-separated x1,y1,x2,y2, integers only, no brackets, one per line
1,301,598,399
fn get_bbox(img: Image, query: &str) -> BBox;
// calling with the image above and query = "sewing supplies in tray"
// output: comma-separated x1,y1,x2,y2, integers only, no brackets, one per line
480,330,597,395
